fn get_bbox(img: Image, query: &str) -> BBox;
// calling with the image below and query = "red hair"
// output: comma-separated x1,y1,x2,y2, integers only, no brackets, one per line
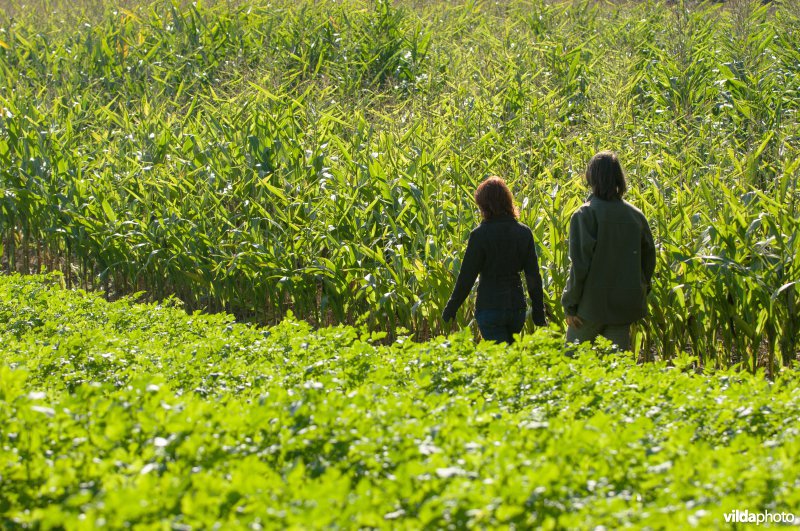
474,176,519,220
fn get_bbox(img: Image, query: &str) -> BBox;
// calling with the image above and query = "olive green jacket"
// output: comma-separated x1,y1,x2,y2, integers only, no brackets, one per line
561,195,656,324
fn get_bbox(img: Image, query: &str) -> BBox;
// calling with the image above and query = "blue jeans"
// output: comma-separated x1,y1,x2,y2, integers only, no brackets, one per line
475,308,527,344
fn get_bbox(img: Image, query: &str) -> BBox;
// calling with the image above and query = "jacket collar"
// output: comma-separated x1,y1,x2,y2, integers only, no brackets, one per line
482,214,516,223
588,193,623,203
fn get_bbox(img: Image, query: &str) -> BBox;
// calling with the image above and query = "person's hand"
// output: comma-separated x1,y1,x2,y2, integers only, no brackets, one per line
442,311,455,331
565,315,583,329
442,316,456,334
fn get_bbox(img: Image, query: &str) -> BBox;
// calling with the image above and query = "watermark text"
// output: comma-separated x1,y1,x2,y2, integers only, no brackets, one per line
724,510,797,525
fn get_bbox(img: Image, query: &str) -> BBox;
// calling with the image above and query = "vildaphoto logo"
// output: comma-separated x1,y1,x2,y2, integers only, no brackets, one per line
724,510,797,525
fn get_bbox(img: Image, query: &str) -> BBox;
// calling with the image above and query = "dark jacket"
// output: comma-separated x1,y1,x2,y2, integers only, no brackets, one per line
561,195,656,324
443,216,546,325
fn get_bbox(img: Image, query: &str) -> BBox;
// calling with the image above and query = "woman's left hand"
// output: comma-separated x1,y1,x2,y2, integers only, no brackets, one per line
565,315,583,329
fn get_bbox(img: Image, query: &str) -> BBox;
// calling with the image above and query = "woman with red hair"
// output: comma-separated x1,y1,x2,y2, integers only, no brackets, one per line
442,176,547,343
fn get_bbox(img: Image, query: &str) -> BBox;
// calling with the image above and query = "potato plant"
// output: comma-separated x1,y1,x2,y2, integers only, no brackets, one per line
1,274,799,528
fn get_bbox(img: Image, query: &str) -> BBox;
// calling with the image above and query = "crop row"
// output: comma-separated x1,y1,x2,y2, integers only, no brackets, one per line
2,273,799,528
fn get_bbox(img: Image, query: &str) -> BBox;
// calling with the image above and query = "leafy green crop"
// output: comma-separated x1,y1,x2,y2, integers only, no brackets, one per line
1,274,799,528
0,0,799,369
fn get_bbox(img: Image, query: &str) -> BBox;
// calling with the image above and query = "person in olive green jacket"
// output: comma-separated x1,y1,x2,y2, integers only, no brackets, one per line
562,151,656,351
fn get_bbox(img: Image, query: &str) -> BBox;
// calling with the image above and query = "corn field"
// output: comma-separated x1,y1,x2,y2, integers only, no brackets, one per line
0,0,798,371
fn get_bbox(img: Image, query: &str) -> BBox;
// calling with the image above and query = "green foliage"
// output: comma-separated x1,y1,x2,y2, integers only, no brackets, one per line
0,0,798,369
1,274,799,527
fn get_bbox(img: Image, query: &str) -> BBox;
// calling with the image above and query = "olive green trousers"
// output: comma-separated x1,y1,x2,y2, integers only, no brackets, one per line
566,319,632,352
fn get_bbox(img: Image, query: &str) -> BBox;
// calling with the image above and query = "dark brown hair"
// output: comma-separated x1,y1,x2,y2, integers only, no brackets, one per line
586,151,626,200
474,176,519,220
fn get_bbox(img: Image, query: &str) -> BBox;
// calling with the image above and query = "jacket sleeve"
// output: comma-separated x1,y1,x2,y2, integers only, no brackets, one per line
522,229,547,326
442,232,483,322
561,207,596,316
641,217,656,293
